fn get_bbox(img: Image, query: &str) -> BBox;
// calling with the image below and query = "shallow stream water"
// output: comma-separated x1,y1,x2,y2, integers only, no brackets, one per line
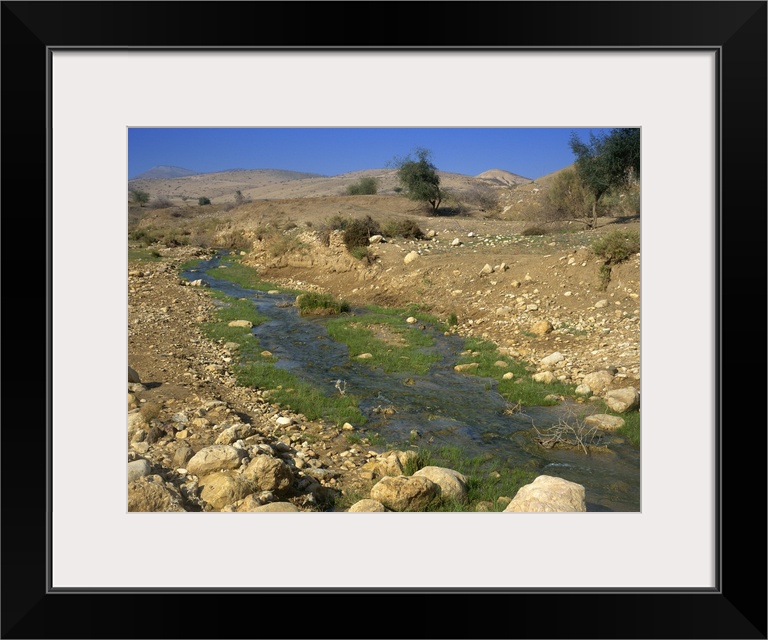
183,254,640,512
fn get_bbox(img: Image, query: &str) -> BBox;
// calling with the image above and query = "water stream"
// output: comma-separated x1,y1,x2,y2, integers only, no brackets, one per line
182,254,640,512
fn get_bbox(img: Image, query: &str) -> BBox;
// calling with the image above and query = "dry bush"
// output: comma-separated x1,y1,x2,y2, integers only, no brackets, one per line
147,196,173,210
140,401,163,423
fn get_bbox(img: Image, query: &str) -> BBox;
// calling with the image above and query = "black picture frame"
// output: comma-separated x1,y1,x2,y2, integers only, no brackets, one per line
2,2,765,638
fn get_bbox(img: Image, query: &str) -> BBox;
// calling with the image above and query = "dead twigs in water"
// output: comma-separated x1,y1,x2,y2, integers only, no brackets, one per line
531,412,604,455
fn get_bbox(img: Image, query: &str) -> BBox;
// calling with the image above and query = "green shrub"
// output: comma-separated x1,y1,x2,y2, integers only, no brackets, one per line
591,229,640,290
591,229,640,263
350,246,372,261
345,176,378,195
198,196,211,206
128,229,157,245
382,218,424,240
129,189,150,207
342,216,381,251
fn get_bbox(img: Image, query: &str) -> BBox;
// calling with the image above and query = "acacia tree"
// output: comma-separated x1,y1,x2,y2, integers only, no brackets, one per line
392,147,443,214
569,128,640,229
130,189,150,207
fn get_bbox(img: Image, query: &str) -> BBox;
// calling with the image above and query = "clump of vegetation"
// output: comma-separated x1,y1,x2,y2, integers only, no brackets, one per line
147,196,173,210
446,185,500,216
198,196,211,206
129,189,150,207
128,228,157,246
520,225,547,236
345,176,379,195
234,190,251,206
140,401,162,423
402,448,433,476
268,233,305,257
381,218,424,240
350,246,372,262
590,229,640,290
296,292,350,316
544,168,595,228
128,247,163,261
342,215,381,251
215,226,252,252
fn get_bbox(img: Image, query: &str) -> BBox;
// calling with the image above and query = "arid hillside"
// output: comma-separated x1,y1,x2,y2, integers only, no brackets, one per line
128,167,535,206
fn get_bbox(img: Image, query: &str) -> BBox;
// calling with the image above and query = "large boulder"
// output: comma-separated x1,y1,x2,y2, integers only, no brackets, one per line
370,476,440,512
127,459,151,483
413,466,468,504
348,499,387,512
604,387,640,413
198,471,254,510
504,475,586,513
187,445,245,477
242,455,294,494
582,370,615,394
251,502,300,512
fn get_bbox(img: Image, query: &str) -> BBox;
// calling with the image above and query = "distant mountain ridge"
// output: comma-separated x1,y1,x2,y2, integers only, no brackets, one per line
131,165,200,180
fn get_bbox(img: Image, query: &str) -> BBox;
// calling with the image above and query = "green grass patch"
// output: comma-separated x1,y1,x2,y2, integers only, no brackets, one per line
296,292,351,316
178,258,204,271
198,290,364,427
585,396,640,448
393,444,538,512
128,247,163,262
455,337,577,407
235,360,365,426
204,253,298,294
326,313,441,374
364,303,447,330
618,411,640,447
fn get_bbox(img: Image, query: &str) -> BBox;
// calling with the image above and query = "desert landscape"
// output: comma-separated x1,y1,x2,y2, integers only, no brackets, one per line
127,162,640,513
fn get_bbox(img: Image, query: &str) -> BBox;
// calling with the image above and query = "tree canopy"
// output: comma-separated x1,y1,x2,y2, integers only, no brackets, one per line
391,147,442,214
569,128,640,228
129,189,150,207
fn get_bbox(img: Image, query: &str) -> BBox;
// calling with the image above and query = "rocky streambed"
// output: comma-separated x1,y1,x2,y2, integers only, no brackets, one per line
128,245,641,513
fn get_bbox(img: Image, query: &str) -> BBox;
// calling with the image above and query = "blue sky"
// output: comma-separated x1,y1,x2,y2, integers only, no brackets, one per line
128,127,611,181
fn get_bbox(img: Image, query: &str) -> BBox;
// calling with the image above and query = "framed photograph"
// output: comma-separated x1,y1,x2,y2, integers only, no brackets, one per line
3,1,765,638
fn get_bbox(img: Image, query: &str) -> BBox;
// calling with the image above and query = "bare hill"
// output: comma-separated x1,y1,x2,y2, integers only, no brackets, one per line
475,169,532,186
127,166,540,205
